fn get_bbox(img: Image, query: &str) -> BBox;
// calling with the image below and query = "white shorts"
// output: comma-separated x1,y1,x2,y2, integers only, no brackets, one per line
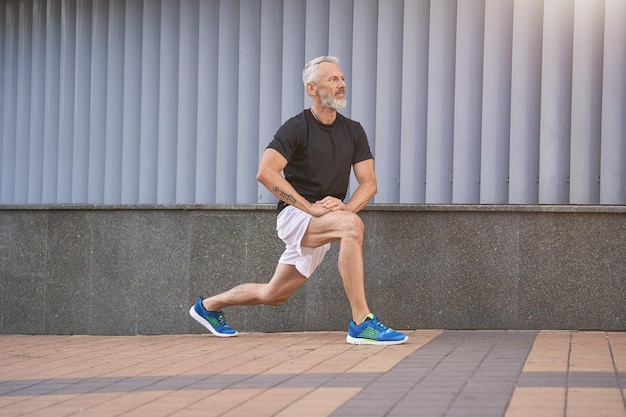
276,205,331,278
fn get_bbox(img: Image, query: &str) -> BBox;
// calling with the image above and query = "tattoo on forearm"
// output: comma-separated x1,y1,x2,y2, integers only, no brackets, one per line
273,186,297,205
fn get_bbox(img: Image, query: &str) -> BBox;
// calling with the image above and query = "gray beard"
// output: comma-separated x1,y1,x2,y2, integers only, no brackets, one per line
321,95,347,110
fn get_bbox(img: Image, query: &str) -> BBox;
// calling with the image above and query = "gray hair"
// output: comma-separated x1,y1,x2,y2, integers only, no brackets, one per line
302,56,340,86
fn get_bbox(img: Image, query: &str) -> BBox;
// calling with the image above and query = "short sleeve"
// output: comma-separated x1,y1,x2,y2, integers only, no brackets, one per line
352,122,373,165
267,114,306,161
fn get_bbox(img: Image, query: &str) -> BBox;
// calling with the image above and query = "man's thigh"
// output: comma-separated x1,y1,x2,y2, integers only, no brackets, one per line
301,210,358,248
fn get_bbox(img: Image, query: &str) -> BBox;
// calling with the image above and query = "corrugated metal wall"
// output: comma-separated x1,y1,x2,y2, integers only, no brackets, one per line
0,0,624,205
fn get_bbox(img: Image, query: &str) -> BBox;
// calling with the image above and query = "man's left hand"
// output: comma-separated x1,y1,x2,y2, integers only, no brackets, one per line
317,196,346,212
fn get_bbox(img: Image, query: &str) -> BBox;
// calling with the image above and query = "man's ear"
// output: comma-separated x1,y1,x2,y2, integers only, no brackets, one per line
305,82,317,97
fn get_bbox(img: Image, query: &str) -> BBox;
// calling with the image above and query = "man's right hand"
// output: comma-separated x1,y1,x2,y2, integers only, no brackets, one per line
308,201,331,217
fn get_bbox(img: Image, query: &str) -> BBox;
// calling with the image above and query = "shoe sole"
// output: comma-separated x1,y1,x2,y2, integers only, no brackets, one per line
189,306,238,337
346,335,408,345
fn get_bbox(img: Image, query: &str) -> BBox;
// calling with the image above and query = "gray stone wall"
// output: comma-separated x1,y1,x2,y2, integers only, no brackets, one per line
1,205,624,335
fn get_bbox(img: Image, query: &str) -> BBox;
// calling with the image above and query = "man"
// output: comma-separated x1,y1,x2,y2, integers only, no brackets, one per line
190,56,407,345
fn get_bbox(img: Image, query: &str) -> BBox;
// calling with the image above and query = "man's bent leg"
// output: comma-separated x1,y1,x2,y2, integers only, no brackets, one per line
302,211,371,324
337,226,370,323
302,211,408,345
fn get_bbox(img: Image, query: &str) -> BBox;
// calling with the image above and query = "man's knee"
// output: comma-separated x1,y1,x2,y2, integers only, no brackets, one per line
259,291,290,306
341,212,364,242
258,282,295,306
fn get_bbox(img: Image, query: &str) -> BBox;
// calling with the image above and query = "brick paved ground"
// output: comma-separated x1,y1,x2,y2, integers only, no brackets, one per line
0,330,624,416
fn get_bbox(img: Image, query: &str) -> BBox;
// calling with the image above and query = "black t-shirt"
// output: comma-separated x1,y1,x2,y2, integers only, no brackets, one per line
267,109,373,213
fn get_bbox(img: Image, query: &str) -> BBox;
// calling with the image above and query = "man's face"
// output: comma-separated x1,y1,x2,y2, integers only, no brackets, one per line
315,62,347,110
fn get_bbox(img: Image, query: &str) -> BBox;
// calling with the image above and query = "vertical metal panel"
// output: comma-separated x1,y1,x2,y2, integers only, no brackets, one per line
72,0,92,203
215,0,239,203
600,0,626,204
0,4,5,203
236,0,260,203
56,0,76,202
104,0,125,204
425,0,456,203
281,0,305,122
350,0,377,146
399,0,429,203
28,0,46,203
15,0,32,204
350,0,377,194
139,0,159,203
374,0,403,202
508,0,543,204
569,0,604,204
257,0,282,204
42,0,61,203
480,0,513,204
452,0,484,204
1,2,18,203
538,0,574,204
195,0,219,203
89,0,109,203
176,0,199,203
121,0,142,204
156,0,180,203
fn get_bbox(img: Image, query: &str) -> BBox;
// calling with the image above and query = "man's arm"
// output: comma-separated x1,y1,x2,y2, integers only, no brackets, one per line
345,158,377,214
256,148,330,217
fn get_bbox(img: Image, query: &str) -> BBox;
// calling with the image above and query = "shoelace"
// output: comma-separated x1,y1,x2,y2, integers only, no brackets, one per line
216,312,228,326
368,317,393,333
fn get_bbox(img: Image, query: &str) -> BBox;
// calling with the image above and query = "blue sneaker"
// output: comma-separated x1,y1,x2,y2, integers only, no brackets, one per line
189,297,238,337
347,314,408,345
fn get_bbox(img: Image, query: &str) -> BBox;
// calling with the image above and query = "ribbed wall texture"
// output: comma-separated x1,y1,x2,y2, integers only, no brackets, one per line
1,0,624,205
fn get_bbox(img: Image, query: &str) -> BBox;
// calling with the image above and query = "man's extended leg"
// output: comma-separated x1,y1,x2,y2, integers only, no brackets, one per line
202,263,307,311
190,263,306,337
